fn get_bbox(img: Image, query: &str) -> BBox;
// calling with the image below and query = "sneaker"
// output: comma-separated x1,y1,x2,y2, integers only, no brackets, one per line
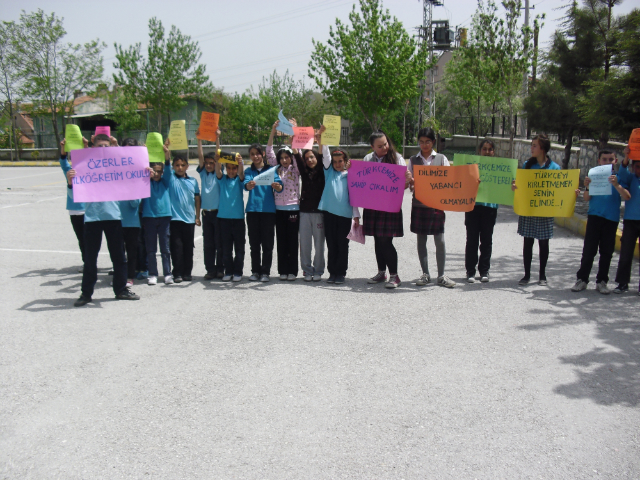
260,274,270,282
335,275,345,284
480,274,489,283
126,280,134,287
222,275,232,282
116,287,140,300
232,275,242,282
538,279,548,286
612,283,628,294
279,274,287,281
136,271,148,280
518,276,530,285
303,274,313,282
437,275,456,288
108,270,114,276
204,273,215,280
249,273,259,281
183,275,192,282
595,281,610,295
571,279,588,292
368,271,387,284
312,275,322,282
287,274,296,281
467,276,476,283
327,275,336,283
416,273,431,286
385,274,401,289
148,276,157,286
164,275,174,285
74,295,91,307
217,272,225,279
174,276,183,283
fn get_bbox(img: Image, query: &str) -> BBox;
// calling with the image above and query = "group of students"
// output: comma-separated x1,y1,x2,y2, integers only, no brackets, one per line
60,126,640,307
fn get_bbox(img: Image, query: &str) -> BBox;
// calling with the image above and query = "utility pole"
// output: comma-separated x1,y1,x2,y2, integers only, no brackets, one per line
521,0,533,137
416,0,444,129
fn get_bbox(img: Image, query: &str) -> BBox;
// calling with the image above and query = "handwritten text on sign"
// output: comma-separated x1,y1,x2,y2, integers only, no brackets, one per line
513,169,579,217
453,154,517,205
347,160,406,213
71,146,150,202
413,164,480,212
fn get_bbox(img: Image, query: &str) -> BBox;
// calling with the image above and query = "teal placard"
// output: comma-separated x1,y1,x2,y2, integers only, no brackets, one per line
453,154,518,205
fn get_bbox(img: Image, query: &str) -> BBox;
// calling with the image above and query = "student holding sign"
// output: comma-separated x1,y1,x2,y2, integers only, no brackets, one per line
59,138,86,271
243,142,284,282
464,139,499,283
267,121,301,281
407,128,456,288
612,147,640,295
571,150,627,294
363,131,411,289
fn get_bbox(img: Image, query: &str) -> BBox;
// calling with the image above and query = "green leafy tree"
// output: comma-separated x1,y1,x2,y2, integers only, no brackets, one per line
12,9,106,145
308,0,428,132
0,21,23,160
113,17,213,132
106,88,145,136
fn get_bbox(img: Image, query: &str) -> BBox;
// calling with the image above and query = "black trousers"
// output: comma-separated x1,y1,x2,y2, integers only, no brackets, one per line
202,210,224,275
324,211,351,277
523,237,549,280
136,223,148,272
170,221,195,277
275,210,299,275
70,214,85,263
246,212,276,275
374,236,398,274
465,205,498,276
122,227,140,280
576,215,619,283
615,219,640,286
81,220,127,298
220,218,246,276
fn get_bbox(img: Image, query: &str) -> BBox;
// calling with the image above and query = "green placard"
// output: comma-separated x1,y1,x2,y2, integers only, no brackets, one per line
454,153,518,205
146,132,165,163
64,124,84,152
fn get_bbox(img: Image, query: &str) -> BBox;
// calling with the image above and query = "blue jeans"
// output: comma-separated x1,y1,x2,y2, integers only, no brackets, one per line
142,216,171,277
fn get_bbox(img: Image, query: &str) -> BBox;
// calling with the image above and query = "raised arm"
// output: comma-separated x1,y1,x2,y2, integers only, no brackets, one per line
196,130,204,169
322,144,331,169
266,121,278,166
215,154,223,180
238,154,245,181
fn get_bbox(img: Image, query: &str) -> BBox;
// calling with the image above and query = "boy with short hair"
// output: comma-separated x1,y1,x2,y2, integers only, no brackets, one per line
67,134,140,306
571,150,630,294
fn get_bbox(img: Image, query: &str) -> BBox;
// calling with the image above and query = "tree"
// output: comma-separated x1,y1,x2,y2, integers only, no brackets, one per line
308,0,428,132
114,18,214,132
0,21,22,160
106,88,145,136
12,9,106,145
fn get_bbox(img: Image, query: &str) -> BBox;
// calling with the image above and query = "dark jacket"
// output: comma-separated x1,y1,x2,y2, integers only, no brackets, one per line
295,152,326,213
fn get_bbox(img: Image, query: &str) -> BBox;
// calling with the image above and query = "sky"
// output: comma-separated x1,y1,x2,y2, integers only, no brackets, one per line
1,0,637,96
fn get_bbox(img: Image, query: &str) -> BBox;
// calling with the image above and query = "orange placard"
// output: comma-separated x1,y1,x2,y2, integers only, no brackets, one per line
629,128,640,161
413,164,480,212
196,112,220,142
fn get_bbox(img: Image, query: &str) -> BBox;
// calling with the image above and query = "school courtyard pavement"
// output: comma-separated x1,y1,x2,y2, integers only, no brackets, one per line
1,166,638,479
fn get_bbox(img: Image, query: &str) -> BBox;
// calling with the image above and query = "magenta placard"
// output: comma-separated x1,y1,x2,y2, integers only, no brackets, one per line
70,146,150,202
347,160,406,213
95,126,111,137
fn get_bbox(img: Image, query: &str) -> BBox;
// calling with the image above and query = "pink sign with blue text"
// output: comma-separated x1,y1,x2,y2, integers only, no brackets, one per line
347,160,406,213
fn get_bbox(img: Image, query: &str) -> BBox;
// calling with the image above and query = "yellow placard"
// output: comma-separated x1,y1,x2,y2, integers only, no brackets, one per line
217,149,239,165
65,124,84,152
513,169,579,217
168,120,188,150
321,114,341,145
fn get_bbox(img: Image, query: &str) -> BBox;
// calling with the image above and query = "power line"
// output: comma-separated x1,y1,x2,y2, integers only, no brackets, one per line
213,59,310,83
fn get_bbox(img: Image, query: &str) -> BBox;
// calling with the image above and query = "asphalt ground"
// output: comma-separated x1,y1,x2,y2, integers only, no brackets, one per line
1,166,639,479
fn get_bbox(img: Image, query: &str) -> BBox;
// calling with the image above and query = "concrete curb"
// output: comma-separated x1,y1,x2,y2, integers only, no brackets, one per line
555,213,639,259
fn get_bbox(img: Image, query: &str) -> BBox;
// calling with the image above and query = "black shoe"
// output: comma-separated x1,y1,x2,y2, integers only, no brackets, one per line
612,283,629,294
116,287,140,300
204,273,215,280
334,275,345,284
518,276,530,285
74,295,92,307
327,275,336,283
108,270,114,275
183,275,192,282
174,276,183,283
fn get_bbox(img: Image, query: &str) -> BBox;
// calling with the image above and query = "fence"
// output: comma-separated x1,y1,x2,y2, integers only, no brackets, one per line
448,115,529,139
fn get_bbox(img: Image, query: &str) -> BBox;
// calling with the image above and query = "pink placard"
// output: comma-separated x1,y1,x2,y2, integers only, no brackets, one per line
70,146,150,202
347,160,406,213
292,127,314,149
95,126,111,137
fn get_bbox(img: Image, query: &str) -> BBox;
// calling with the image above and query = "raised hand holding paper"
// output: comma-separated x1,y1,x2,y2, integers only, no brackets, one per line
65,124,84,152
276,111,294,136
347,160,406,213
513,169,579,217
321,115,341,145
70,146,150,202
453,154,517,205
218,149,239,165
413,164,480,212
197,112,220,142
587,164,613,196
146,133,165,163
95,126,111,137
252,167,275,186
168,120,188,150
292,127,314,149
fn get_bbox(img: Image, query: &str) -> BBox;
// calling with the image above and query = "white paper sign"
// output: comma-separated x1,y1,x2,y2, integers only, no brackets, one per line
588,164,613,196
253,167,275,186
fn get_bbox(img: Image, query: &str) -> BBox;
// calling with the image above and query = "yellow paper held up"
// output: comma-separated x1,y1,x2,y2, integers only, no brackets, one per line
146,132,165,163
65,124,84,152
321,115,341,145
218,149,239,165
168,120,188,150
513,169,579,217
